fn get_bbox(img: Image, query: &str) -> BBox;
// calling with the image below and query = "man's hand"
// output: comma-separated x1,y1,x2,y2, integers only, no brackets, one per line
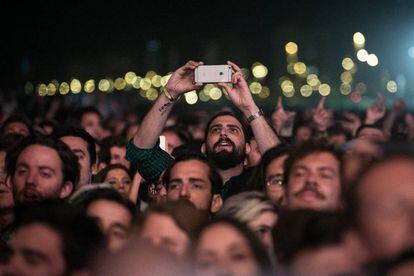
339,111,361,137
311,97,333,132
165,60,204,99
365,94,386,124
271,96,296,134
218,61,259,116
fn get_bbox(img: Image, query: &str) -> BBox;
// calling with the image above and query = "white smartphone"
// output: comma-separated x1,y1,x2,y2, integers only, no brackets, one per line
194,65,232,83
159,135,166,151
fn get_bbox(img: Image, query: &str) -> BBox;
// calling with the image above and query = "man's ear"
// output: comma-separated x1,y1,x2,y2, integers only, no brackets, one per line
210,194,223,213
60,181,74,199
245,142,251,155
201,142,206,154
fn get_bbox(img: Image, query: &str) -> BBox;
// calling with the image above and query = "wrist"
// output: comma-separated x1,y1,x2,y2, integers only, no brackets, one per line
242,105,260,117
246,109,264,124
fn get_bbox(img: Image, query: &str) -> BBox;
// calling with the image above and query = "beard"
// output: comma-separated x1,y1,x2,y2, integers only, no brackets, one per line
206,138,246,170
13,184,61,204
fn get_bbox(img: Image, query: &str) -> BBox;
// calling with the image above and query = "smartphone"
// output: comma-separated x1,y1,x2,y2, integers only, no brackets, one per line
159,135,166,151
194,65,232,83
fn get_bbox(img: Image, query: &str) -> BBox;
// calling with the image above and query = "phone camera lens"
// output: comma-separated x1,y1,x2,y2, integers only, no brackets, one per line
219,72,223,75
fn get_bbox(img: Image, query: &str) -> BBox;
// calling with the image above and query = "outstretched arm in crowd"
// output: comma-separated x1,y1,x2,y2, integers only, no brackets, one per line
218,61,280,153
133,61,204,148
271,96,296,138
127,61,204,181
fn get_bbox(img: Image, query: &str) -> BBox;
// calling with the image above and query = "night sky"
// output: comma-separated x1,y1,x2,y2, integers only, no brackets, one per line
2,0,414,108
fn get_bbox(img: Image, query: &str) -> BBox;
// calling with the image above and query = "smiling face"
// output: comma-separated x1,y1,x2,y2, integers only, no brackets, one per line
205,115,247,170
286,152,341,210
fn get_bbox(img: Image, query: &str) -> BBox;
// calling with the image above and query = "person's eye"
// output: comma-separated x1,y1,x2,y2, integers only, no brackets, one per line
40,171,52,178
124,180,131,186
108,180,118,186
320,172,334,180
110,229,127,240
210,127,220,133
293,170,305,177
191,183,204,190
169,183,180,190
23,253,43,266
231,253,247,261
16,168,27,176
229,127,239,134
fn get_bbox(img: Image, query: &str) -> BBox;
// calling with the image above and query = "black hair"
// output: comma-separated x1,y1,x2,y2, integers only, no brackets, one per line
71,186,138,223
54,126,97,166
162,125,192,145
273,209,349,264
12,199,106,274
92,163,133,183
245,144,291,191
0,114,33,136
194,217,274,276
162,151,223,196
5,135,80,194
99,136,127,164
204,111,250,142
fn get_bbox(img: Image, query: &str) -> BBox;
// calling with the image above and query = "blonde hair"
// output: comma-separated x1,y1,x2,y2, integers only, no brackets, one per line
217,191,279,224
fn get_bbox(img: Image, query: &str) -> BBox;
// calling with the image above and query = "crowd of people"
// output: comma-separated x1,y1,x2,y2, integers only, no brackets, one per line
1,60,414,275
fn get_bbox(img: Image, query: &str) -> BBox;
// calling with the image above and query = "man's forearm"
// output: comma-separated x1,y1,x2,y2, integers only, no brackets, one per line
245,107,280,153
133,92,175,148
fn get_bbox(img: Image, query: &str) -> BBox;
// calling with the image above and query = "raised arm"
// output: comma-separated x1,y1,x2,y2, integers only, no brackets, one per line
218,60,280,154
133,60,203,148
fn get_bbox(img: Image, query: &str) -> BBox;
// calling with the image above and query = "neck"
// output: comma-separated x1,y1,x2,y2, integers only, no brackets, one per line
341,229,371,267
219,163,244,183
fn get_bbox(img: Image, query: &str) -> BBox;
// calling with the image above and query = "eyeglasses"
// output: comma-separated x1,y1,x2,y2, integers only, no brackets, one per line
265,177,284,186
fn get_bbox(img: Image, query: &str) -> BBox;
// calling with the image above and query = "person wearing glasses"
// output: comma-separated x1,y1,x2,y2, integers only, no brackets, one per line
246,145,290,205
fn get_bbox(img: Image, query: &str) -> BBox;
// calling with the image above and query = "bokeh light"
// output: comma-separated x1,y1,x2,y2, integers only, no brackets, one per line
124,72,137,84
70,79,82,94
300,85,313,97
366,54,379,66
210,87,223,100
59,82,70,95
342,58,354,71
285,42,298,55
38,83,48,96
252,63,268,78
114,78,126,91
340,83,352,95
249,82,262,94
357,49,369,62
353,32,365,47
185,90,198,104
98,79,110,92
386,80,397,93
293,62,307,75
318,83,331,96
84,79,95,93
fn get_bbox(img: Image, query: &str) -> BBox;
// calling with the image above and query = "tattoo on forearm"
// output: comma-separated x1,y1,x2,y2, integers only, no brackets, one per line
158,101,173,114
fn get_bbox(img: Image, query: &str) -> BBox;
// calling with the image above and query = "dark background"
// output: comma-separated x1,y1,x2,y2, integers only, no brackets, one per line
2,0,414,112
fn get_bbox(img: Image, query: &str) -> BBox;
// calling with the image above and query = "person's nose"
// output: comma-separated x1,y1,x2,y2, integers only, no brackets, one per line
179,183,190,198
304,171,318,187
26,170,37,185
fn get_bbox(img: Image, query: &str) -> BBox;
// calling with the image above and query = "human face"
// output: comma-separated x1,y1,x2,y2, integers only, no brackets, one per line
105,168,132,197
265,154,288,204
87,199,132,252
81,112,102,140
248,211,278,249
195,223,260,276
294,126,312,145
162,131,183,155
286,152,341,210
356,158,414,260
12,145,72,203
140,213,190,257
205,115,247,170
0,151,14,210
110,146,130,169
60,136,92,186
167,160,216,212
5,223,66,276
4,122,30,136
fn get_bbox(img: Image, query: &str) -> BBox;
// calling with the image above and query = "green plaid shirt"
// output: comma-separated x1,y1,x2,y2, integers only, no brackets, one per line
126,139,173,182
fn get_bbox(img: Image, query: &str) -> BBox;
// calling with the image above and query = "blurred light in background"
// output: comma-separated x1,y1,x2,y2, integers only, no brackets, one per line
353,32,365,48
356,49,369,62
99,79,110,92
84,79,95,93
140,78,152,90
146,88,158,101
252,63,268,78
318,83,331,96
59,82,70,95
342,58,354,71
386,80,397,93
70,79,82,94
293,62,307,75
340,71,353,84
210,87,222,100
285,42,298,55
185,90,198,104
340,83,352,95
300,84,313,97
249,81,262,94
47,83,57,96
367,54,379,66
114,78,126,91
